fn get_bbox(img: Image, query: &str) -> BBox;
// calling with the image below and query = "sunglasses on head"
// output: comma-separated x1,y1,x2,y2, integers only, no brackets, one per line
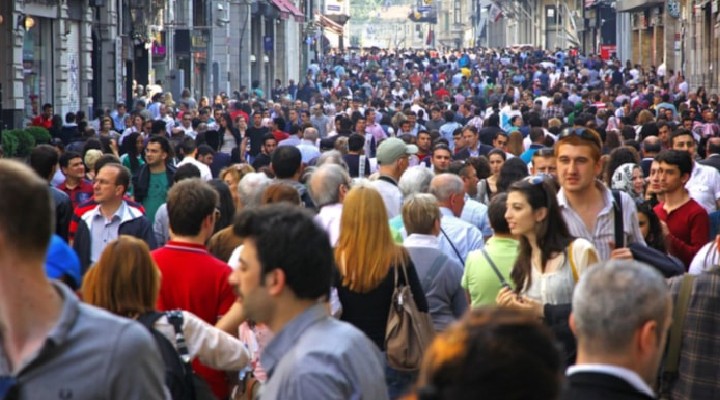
558,127,602,149
535,147,555,157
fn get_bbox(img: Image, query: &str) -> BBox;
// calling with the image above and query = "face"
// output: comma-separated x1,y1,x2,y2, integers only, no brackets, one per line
143,121,153,133
134,116,143,129
632,167,645,195
463,166,479,197
462,130,479,149
505,191,542,237
638,212,649,239
224,174,240,208
657,161,687,193
253,114,262,126
658,125,671,143
182,114,192,127
453,134,466,150
648,161,663,194
93,166,122,204
145,142,167,167
489,154,505,175
289,110,298,121
532,156,557,176
264,139,278,154
671,134,696,159
356,119,367,133
228,238,274,323
63,157,86,180
102,119,113,131
417,133,432,152
492,134,508,151
136,136,145,153
556,144,601,194
431,149,452,173
366,111,376,123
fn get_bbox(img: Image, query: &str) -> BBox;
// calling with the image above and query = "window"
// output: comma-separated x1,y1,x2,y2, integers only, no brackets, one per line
453,0,461,24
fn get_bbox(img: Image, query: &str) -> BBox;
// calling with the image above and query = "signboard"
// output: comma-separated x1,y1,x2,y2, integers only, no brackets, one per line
600,44,616,60
325,0,344,15
264,36,273,52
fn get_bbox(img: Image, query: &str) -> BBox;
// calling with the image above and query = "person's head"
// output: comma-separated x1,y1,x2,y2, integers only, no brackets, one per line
411,308,562,400
530,148,557,177
670,129,697,159
417,131,432,153
402,193,440,236
82,236,159,318
29,144,59,181
448,160,479,197
461,126,479,150
230,204,334,324
166,178,219,240
492,131,509,151
431,144,453,174
655,150,693,194
59,151,85,181
488,148,506,176
93,163,130,205
208,179,236,233
197,145,215,166
334,184,407,292
571,260,671,386
487,192,510,235
42,103,53,117
398,166,434,198
657,121,672,145
271,146,303,180
0,160,54,262
506,176,573,292
452,129,466,151
555,127,603,194
636,202,667,253
430,174,466,217
308,163,351,208
84,149,104,174
262,134,278,156
611,163,645,198
145,135,171,167
376,137,418,178
237,172,272,210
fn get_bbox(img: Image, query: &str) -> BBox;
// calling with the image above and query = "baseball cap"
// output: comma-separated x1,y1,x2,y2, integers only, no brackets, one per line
45,234,81,289
376,138,418,165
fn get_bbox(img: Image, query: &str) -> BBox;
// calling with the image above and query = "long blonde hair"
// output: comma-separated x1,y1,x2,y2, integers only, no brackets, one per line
335,185,408,292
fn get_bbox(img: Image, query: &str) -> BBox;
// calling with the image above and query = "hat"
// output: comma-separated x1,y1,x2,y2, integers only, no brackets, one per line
45,234,81,289
376,138,418,165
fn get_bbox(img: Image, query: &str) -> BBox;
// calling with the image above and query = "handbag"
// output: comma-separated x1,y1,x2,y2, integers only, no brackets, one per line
385,262,435,372
612,191,685,277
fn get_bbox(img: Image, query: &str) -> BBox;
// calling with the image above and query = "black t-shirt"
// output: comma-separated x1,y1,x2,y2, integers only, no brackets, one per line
343,153,371,178
246,126,270,157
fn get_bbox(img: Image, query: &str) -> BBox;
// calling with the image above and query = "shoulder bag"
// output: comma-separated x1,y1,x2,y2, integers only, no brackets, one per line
385,262,435,372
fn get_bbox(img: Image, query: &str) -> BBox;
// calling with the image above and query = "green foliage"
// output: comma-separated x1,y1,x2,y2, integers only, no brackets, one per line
14,129,36,158
25,126,52,145
1,130,21,159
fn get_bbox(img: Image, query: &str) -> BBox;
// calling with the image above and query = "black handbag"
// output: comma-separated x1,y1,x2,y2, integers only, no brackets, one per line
612,191,685,277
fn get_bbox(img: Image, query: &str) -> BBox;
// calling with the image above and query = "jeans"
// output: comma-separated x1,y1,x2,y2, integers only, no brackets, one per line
383,354,418,400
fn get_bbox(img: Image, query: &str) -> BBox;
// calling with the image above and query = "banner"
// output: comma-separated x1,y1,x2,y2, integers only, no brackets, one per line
489,2,503,22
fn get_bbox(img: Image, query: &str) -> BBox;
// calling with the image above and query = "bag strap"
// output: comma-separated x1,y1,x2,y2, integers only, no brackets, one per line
165,310,191,363
422,254,448,290
359,155,366,178
567,241,578,283
440,227,465,266
481,249,510,288
611,190,625,248
664,274,694,375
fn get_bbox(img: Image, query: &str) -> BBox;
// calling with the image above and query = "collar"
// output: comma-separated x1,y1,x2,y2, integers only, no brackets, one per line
319,203,343,214
91,200,127,222
163,240,209,254
567,364,655,397
439,207,454,218
262,304,328,377
557,180,614,215
404,233,440,249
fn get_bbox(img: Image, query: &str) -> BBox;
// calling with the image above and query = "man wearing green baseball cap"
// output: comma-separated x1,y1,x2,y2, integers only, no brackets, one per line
372,138,418,218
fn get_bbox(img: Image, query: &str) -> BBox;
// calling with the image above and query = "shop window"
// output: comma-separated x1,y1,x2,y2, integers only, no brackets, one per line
22,18,54,120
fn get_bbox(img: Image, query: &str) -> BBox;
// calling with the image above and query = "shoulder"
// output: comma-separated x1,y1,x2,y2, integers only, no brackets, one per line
570,238,598,256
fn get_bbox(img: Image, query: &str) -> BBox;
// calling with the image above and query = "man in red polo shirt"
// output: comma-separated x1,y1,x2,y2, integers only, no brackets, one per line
57,151,93,209
152,178,235,399
31,103,54,129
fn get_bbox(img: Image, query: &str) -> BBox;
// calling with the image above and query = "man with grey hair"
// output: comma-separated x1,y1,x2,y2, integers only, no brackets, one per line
309,163,351,246
390,166,434,242
297,127,321,164
561,260,671,400
430,174,484,266
224,172,273,269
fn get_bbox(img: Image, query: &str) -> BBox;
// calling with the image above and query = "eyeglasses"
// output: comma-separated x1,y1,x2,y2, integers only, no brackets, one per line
0,376,19,400
558,127,602,149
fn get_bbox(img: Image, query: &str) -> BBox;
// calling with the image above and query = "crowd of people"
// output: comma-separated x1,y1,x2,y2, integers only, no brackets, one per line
3,45,720,399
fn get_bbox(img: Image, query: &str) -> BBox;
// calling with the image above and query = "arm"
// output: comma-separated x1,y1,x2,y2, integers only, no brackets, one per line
182,311,250,370
666,209,710,265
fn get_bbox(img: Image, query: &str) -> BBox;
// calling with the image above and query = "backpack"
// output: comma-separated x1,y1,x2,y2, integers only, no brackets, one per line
137,311,216,400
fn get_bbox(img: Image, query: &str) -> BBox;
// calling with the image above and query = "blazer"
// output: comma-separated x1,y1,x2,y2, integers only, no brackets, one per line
560,372,656,400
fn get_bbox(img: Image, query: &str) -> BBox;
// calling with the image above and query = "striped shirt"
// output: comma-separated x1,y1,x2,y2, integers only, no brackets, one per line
558,182,645,261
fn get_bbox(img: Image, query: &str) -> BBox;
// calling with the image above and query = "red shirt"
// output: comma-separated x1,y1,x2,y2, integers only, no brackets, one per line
654,198,709,269
152,241,235,399
57,179,94,209
231,110,249,124
272,129,289,142
31,115,53,129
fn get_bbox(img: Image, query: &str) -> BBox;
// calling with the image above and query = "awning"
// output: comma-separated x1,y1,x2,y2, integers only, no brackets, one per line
615,0,664,13
278,0,304,22
316,13,343,35
268,0,291,19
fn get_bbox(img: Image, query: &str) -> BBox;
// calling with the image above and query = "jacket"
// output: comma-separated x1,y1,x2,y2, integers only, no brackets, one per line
132,163,176,204
50,186,73,242
560,372,655,400
73,201,157,273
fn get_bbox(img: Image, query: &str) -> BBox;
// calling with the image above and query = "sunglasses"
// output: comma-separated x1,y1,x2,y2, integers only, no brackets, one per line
558,127,602,149
535,147,555,157
0,376,19,400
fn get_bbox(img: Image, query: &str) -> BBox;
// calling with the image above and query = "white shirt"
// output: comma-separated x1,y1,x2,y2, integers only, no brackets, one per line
404,233,440,249
371,177,403,219
689,241,720,275
567,364,655,398
314,203,343,247
177,155,213,181
686,162,720,213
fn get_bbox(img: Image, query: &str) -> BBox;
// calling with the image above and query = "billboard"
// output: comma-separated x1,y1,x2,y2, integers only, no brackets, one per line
409,0,437,23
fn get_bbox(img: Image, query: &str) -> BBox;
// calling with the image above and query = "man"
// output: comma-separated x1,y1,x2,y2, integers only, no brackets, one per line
296,127,322,164
416,130,432,162
454,126,493,160
699,136,720,172
343,133,371,178
365,108,387,142
133,135,176,223
31,103,54,129
530,148,558,177
653,150,709,269
310,105,332,138
670,128,720,213
110,102,128,132
246,112,271,159
30,145,73,242
372,137,417,218
448,161,493,239
73,163,156,273
57,151,94,209
171,111,197,139
177,136,212,181
271,146,315,208
424,107,445,132
429,144,453,174
152,179,236,399
196,145,215,168
479,113,505,146
439,110,463,150
251,133,278,171
520,127,547,164
556,128,644,261
430,174,485,265
309,163,351,247
562,260,671,400
0,160,165,399
641,136,663,177
402,193,467,331
231,204,388,399
463,193,518,306
278,123,303,148
270,117,290,142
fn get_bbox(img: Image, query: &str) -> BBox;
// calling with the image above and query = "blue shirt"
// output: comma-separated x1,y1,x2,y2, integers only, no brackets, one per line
438,207,485,265
461,197,493,238
89,201,126,264
261,304,388,400
439,122,462,150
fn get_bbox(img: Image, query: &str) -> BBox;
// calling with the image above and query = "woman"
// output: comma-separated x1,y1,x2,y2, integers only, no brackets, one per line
98,117,119,140
477,149,505,204
611,163,645,205
498,176,599,306
402,308,562,400
208,179,236,234
82,235,250,377
220,163,255,211
637,202,668,254
120,131,145,177
335,185,428,399
217,113,242,156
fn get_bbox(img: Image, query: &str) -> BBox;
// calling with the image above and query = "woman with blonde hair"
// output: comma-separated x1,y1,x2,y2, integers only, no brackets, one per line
335,184,428,399
220,163,255,210
83,235,250,379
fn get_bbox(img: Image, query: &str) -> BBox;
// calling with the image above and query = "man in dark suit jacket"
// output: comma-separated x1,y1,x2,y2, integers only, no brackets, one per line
560,260,671,400
453,125,494,161
699,137,720,173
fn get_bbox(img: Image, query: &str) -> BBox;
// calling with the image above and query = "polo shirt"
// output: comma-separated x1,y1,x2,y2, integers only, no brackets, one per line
654,198,710,268
57,179,94,209
152,240,235,399
462,236,519,306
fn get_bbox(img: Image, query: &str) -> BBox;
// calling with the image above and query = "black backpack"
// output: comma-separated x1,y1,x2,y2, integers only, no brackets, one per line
137,311,216,400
